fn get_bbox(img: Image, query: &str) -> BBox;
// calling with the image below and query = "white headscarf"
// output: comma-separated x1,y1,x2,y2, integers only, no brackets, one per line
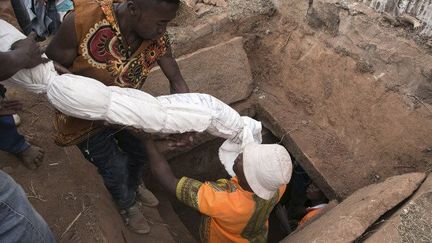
243,143,293,200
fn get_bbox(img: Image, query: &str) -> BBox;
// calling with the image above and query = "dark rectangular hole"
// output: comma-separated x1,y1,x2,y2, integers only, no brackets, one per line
153,126,329,242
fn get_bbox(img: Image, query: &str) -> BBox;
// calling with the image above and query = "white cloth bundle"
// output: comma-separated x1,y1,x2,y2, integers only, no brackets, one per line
0,19,262,176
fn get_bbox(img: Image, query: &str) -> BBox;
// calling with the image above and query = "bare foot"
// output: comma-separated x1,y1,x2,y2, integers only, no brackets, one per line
17,145,44,170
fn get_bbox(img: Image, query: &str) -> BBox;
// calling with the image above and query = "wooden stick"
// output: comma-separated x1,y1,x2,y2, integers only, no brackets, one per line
60,206,89,239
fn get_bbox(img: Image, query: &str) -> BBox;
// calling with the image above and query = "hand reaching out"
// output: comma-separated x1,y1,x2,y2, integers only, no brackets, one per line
0,100,23,116
155,133,196,151
11,32,49,69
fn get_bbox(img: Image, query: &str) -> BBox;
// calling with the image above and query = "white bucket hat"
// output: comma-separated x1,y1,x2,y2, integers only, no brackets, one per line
243,143,293,200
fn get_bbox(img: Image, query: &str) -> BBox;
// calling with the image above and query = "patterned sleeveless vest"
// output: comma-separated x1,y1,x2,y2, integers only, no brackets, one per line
54,0,170,146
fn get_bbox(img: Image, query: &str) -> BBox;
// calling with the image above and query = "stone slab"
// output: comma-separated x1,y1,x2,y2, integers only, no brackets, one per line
143,37,253,105
257,0,432,200
282,173,426,243
257,98,343,200
365,174,432,243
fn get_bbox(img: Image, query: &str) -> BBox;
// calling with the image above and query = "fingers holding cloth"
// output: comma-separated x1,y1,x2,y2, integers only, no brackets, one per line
10,32,49,69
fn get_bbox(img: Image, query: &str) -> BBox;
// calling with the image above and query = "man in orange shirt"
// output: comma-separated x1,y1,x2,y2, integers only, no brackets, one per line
142,137,293,243
298,182,328,226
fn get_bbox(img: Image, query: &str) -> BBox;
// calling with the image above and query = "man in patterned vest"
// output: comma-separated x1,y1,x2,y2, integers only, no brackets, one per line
46,0,189,234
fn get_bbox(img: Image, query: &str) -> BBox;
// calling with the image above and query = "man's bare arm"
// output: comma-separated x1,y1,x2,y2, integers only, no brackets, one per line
141,138,179,195
0,51,27,81
157,48,190,94
46,12,78,68
0,32,46,81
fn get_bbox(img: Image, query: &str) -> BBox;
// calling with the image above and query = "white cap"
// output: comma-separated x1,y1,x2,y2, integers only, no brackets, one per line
243,143,293,200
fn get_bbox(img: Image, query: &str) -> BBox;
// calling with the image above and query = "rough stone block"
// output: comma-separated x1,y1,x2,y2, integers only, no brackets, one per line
256,14,432,199
307,1,340,36
282,173,426,243
209,13,230,32
143,37,254,105
257,97,341,200
365,174,432,243
192,22,213,37
271,0,280,9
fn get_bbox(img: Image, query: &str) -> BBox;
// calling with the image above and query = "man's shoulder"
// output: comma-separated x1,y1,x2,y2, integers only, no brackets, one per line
205,178,238,193
176,177,237,197
72,0,107,38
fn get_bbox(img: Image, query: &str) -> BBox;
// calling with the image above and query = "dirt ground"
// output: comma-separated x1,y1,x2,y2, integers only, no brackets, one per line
1,0,432,242
0,87,126,242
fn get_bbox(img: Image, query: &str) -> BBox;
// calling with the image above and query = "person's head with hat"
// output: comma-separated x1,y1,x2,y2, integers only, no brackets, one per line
233,143,293,200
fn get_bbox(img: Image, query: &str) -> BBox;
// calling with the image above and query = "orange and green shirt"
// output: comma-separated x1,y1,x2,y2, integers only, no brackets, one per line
176,176,286,243
298,204,327,226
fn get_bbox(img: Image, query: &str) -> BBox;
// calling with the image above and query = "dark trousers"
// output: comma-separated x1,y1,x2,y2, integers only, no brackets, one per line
77,129,148,209
0,115,29,154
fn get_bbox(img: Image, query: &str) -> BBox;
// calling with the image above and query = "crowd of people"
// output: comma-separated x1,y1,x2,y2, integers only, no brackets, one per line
0,0,327,242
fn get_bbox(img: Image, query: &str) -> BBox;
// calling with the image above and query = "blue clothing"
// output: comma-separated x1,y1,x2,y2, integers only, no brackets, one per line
0,170,56,243
9,0,33,35
77,129,149,209
10,0,61,38
0,115,29,154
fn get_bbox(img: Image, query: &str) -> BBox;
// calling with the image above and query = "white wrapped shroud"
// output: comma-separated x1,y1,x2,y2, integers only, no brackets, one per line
0,19,262,176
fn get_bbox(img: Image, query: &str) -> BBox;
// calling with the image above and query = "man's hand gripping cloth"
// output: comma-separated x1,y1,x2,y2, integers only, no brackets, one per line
0,19,261,176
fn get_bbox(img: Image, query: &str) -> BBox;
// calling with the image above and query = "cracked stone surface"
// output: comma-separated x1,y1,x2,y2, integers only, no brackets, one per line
282,173,426,243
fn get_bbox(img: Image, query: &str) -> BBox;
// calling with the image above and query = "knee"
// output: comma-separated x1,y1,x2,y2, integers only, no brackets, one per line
99,152,129,181
0,171,19,196
0,115,17,129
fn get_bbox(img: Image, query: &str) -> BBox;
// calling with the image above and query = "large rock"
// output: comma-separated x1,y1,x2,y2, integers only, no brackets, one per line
143,37,253,105
257,0,432,200
306,1,340,36
365,174,432,243
282,173,426,243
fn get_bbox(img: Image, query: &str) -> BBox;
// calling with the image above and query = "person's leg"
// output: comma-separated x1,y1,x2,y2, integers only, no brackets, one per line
115,130,159,207
0,115,29,154
77,129,150,234
10,0,33,35
115,130,147,190
77,129,135,209
0,170,56,243
0,115,44,169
